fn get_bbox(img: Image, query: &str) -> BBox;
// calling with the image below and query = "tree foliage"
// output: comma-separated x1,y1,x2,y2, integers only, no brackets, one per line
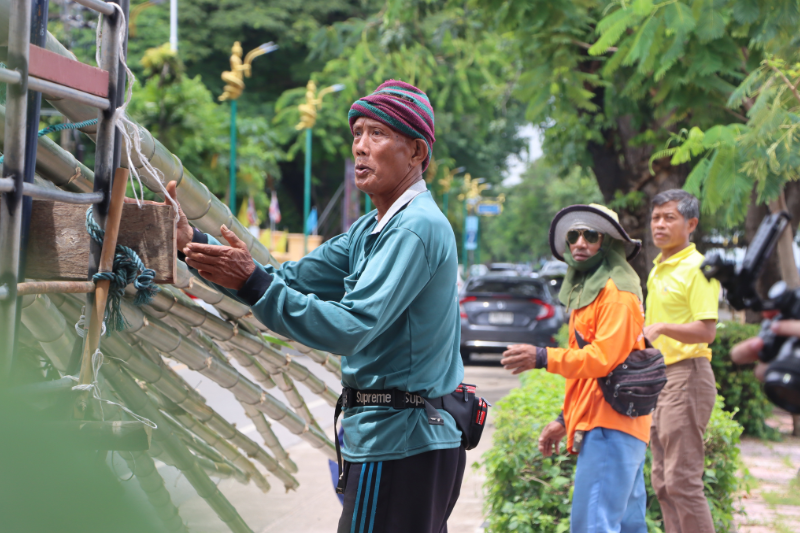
654,55,800,225
463,0,800,277
274,0,527,194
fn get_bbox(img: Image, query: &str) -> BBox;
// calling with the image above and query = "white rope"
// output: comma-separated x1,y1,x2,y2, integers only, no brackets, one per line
95,5,179,223
74,314,106,338
67,349,158,429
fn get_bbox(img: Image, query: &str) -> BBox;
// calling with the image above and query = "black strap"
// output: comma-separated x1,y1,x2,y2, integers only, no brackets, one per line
333,387,445,494
334,394,346,494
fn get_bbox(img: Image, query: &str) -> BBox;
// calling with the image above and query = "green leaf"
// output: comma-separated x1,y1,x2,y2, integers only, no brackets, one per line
696,3,727,42
703,125,737,147
589,8,641,56
623,16,660,67
684,157,711,195
663,2,697,36
732,0,760,24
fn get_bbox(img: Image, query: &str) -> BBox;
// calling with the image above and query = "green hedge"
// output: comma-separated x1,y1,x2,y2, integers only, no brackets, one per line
483,371,744,533
710,321,780,440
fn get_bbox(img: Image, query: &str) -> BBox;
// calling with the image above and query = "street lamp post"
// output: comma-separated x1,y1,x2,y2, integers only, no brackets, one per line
440,165,465,218
296,81,345,254
219,41,278,213
459,173,488,271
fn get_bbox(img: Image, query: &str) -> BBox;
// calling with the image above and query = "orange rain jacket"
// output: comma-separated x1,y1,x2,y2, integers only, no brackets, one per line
546,278,651,453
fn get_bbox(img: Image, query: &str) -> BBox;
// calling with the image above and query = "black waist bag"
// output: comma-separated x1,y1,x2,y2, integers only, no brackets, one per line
576,332,667,418
439,383,489,450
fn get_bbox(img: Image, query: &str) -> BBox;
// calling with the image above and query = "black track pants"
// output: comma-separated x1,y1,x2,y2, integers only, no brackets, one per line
337,445,466,533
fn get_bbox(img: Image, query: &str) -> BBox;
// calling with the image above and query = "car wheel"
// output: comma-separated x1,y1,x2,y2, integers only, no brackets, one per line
460,348,471,366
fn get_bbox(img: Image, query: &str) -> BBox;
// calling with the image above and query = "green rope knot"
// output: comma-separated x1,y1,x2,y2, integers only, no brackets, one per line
85,206,159,333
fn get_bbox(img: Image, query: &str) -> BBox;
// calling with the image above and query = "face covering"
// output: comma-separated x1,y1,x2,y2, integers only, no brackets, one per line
559,238,643,309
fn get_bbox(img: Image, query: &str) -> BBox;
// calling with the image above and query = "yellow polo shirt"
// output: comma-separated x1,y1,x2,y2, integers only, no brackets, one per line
645,243,720,366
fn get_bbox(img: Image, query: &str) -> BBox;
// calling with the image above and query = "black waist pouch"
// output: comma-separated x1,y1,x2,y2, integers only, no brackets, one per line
597,340,668,417
575,332,667,418
432,383,489,450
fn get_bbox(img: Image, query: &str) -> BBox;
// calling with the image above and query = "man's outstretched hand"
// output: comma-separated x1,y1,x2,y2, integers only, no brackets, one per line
183,225,256,290
123,180,193,251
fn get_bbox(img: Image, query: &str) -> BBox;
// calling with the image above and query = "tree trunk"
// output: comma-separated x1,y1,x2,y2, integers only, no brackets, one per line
587,115,688,299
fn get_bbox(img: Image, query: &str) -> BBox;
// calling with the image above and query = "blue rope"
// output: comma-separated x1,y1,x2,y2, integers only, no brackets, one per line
85,206,159,333
0,119,97,164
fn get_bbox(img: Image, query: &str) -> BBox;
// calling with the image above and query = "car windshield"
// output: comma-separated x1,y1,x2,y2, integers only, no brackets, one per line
466,279,548,299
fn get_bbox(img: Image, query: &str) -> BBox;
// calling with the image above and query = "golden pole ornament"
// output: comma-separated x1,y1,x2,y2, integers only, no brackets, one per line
219,42,245,102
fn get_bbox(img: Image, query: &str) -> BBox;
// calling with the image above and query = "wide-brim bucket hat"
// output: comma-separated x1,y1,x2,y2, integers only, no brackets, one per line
549,204,642,262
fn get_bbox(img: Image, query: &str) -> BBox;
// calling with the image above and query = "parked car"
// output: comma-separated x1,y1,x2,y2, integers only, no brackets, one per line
467,263,489,278
488,262,518,272
539,259,568,300
459,275,565,364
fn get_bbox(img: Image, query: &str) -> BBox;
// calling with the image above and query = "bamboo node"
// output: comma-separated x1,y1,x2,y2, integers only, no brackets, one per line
67,166,82,185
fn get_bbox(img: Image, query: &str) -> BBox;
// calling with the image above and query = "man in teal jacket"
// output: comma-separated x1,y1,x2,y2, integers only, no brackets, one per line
180,80,465,533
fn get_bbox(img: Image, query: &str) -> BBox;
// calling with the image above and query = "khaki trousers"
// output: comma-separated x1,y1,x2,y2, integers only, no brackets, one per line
650,357,717,533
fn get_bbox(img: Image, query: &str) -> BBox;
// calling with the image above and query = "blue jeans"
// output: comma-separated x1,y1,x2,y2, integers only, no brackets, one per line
571,428,647,533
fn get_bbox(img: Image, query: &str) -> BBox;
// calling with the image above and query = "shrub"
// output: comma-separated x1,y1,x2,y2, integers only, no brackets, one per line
483,372,744,532
710,321,779,440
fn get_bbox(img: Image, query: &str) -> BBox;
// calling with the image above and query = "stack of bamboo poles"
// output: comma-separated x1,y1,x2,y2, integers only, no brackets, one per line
0,9,348,532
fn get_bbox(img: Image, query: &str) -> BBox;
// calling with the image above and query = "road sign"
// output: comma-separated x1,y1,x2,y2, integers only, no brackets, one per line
476,202,502,216
465,215,478,250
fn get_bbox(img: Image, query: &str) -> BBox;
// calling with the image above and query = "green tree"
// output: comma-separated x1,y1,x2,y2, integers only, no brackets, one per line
274,0,528,195
467,0,800,286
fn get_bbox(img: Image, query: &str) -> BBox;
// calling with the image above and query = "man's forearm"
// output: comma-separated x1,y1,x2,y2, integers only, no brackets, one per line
659,320,716,344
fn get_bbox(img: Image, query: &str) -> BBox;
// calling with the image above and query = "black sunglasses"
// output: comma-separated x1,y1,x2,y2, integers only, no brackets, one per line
567,229,602,245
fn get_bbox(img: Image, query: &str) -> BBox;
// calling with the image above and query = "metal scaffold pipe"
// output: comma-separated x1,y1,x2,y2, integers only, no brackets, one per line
0,0,32,378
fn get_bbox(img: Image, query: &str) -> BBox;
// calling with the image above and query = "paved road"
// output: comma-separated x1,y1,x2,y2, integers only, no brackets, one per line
119,364,520,532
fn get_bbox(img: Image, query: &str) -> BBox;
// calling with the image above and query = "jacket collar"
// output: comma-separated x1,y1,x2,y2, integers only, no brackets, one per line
370,180,428,235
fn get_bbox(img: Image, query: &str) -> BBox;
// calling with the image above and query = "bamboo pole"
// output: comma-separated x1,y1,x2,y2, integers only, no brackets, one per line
19,294,78,372
116,301,336,460
49,294,283,491
117,450,189,533
17,281,96,296
239,403,298,474
141,284,339,406
78,168,129,388
100,360,255,533
148,436,250,486
18,295,255,533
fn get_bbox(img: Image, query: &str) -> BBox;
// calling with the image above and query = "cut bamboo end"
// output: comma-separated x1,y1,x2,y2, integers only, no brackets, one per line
16,281,97,296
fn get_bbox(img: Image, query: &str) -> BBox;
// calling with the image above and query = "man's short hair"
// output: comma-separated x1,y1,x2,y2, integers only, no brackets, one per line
652,189,699,221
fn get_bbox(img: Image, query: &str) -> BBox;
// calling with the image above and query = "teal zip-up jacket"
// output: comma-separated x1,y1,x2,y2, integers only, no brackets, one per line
189,190,463,462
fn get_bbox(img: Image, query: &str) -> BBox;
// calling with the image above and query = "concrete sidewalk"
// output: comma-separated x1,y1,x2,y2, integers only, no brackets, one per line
162,366,518,533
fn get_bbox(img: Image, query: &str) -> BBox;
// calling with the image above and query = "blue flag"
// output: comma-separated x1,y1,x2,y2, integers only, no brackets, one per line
306,206,318,235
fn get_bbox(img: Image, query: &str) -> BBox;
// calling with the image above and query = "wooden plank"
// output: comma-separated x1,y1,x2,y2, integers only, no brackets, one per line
29,44,109,98
25,200,176,284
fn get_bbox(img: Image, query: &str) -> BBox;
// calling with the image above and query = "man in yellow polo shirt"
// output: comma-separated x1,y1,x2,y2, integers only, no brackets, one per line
644,189,720,533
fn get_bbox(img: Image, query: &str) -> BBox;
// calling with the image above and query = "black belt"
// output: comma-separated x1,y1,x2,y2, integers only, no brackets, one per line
334,387,445,494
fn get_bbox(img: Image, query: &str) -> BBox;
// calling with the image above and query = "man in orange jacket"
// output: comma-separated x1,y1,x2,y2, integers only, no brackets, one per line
502,204,649,533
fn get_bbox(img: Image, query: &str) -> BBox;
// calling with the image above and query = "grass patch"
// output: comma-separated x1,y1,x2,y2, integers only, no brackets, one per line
762,476,800,507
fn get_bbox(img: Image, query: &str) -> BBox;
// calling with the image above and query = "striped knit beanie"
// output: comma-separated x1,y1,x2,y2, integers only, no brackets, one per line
348,80,436,171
